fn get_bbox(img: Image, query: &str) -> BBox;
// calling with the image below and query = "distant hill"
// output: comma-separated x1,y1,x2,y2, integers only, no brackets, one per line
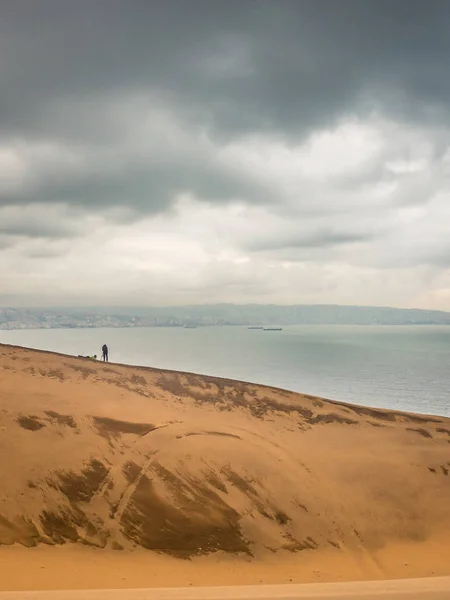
1,303,450,330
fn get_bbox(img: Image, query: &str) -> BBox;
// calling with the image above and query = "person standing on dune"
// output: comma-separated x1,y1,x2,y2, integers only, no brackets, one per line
102,344,108,362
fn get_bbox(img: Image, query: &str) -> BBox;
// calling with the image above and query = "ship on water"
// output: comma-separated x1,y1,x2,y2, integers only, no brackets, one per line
247,326,283,331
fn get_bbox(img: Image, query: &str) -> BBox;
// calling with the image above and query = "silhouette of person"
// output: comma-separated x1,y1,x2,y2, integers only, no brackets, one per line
102,344,108,362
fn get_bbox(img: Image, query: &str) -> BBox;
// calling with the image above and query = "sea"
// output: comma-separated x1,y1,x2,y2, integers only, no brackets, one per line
1,325,449,418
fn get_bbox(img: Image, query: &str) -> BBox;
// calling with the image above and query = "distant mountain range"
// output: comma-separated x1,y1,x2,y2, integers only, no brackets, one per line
1,303,450,330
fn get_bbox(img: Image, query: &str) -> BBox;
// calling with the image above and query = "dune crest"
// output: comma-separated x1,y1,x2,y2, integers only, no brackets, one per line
1,343,450,587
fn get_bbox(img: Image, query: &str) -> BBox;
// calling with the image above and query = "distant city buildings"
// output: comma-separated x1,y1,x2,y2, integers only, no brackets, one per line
1,305,450,330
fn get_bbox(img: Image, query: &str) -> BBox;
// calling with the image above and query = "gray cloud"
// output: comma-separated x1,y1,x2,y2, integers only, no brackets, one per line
2,1,450,217
247,230,373,253
0,204,89,241
1,142,274,215
0,218,76,240
2,1,450,307
2,1,450,139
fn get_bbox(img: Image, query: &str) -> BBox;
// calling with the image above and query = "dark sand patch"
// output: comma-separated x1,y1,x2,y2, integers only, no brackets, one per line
92,416,156,441
120,467,250,558
407,428,433,439
54,459,109,503
45,410,77,428
17,415,45,431
0,515,40,547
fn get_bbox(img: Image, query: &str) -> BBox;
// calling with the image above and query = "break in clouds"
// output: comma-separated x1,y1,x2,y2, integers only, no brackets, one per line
2,0,450,308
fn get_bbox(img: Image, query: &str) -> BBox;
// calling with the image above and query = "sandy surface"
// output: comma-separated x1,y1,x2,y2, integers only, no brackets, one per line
0,343,450,593
0,578,450,600
1,579,450,600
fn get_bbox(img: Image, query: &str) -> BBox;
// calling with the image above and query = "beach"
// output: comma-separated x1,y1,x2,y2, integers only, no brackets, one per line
1,343,449,596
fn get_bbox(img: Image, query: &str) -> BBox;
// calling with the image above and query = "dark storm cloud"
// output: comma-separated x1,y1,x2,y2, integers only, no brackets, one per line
1,0,450,232
1,0,450,140
1,148,275,213
0,202,92,244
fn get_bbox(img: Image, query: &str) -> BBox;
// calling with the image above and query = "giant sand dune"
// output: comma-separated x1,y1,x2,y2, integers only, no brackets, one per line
0,343,450,592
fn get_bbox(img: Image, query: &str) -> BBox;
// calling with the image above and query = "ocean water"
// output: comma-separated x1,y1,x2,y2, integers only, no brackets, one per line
1,325,449,417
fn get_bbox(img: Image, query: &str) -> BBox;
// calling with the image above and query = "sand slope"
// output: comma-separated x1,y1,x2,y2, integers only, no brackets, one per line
0,344,450,588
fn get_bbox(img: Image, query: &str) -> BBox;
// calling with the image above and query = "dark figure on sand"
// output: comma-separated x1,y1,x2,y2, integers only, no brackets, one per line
102,344,108,362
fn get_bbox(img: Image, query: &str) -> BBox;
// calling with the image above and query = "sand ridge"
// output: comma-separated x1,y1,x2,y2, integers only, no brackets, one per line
0,343,450,589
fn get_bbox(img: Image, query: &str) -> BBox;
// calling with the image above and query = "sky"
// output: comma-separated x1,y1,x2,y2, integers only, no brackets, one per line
2,1,450,309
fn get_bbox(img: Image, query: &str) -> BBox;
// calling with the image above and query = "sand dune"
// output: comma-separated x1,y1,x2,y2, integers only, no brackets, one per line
0,343,450,591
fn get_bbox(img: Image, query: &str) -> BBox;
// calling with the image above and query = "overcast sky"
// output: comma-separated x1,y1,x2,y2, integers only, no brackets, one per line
2,1,450,309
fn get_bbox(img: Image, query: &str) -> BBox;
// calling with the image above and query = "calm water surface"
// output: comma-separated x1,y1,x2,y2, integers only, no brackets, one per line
2,325,449,417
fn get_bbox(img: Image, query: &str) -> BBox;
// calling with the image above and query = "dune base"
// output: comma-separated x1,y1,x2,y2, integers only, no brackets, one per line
1,539,450,591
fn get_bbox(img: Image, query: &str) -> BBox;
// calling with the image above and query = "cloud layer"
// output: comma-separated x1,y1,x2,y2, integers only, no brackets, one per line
2,1,450,308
